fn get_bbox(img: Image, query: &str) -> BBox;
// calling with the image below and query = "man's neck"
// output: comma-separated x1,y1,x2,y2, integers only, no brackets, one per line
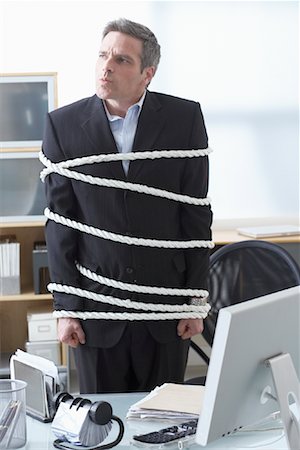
104,93,145,118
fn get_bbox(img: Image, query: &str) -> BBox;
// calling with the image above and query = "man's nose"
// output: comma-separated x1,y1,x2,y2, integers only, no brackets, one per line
102,57,113,73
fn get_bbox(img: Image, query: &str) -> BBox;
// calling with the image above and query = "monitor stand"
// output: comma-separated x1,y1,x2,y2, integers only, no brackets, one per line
266,353,300,450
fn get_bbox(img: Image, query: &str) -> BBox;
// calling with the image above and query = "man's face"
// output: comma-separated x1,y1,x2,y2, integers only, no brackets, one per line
95,31,155,111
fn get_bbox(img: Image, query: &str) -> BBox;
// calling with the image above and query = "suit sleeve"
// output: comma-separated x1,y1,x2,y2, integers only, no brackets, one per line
181,102,212,290
43,113,84,311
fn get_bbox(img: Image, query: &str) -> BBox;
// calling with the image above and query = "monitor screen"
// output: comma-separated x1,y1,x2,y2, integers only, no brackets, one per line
0,152,46,222
0,73,57,150
196,285,300,446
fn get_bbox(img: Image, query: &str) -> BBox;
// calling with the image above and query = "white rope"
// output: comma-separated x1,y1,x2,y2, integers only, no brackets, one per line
44,166,210,206
39,147,212,174
41,147,213,321
50,283,210,319
45,208,214,249
77,263,209,298
39,152,211,206
53,310,209,320
48,283,210,313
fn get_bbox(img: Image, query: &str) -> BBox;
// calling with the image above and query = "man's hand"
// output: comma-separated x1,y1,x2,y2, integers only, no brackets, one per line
177,318,204,340
57,317,86,348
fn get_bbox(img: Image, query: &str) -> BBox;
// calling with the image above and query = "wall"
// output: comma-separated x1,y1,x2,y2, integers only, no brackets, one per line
1,0,299,225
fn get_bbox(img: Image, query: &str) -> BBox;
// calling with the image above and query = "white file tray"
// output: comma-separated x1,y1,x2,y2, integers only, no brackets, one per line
10,357,56,422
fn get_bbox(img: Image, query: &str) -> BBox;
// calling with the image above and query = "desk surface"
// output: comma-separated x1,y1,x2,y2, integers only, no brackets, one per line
212,229,300,245
23,392,289,449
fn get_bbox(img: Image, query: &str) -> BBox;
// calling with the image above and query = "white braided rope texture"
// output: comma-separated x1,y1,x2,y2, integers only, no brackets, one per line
45,208,214,249
53,310,210,320
48,283,210,313
50,284,210,319
76,263,209,298
39,151,211,206
48,283,211,321
39,147,212,173
42,147,213,320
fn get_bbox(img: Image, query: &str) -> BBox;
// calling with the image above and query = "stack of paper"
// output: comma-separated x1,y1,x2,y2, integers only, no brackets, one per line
0,238,20,295
127,383,205,421
10,350,60,422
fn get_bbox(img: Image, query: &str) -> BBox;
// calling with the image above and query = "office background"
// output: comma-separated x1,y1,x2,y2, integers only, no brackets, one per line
1,0,299,225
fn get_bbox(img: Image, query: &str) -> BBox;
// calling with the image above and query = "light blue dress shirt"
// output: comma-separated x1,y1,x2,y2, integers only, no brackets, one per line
104,92,146,175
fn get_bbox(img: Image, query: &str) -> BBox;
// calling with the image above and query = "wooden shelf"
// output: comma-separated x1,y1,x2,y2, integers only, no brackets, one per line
0,220,46,229
0,224,46,294
0,292,52,302
0,296,53,353
0,221,51,353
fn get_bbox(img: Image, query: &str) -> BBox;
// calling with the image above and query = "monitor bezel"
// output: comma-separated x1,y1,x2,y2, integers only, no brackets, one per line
0,72,58,152
0,151,47,223
196,285,300,446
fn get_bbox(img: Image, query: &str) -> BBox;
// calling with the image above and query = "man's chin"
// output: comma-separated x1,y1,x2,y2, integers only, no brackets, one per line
96,88,112,100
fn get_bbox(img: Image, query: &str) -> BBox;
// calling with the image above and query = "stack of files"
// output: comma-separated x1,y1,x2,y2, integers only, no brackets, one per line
127,383,205,421
237,224,300,238
10,349,60,422
0,236,20,295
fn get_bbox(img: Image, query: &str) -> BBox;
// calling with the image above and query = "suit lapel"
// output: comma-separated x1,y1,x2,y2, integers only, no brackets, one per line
81,95,124,179
80,93,165,181
128,91,165,180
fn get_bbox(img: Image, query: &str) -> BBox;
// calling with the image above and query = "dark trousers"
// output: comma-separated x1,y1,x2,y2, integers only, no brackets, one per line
73,322,190,394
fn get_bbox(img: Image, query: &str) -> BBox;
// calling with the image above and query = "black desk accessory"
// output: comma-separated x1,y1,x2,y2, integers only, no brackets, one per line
52,392,124,449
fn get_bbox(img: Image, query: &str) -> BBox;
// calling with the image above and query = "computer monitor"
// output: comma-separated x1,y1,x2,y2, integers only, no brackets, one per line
0,73,57,151
196,285,300,448
0,151,47,222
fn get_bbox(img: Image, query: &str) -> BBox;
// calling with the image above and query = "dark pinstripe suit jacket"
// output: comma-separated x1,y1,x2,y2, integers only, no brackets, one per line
43,90,212,348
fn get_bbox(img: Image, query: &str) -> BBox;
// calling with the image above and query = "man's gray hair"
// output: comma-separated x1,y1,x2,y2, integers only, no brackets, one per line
102,18,161,72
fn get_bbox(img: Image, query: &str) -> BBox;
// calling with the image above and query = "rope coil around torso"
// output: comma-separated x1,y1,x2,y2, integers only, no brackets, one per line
40,148,213,320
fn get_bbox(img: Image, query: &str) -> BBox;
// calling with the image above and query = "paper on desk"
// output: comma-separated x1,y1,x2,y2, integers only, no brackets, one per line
11,349,59,385
127,383,205,421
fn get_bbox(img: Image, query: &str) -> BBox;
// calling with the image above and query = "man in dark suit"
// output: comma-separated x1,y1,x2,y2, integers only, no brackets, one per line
42,18,212,393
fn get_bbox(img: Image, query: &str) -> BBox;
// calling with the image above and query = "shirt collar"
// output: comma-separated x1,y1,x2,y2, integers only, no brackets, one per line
103,91,146,122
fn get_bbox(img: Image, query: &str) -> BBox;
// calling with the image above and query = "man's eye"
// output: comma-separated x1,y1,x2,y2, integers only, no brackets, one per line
98,53,106,59
117,57,129,64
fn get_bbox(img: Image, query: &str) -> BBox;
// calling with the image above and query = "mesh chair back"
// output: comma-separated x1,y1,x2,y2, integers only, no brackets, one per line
203,240,300,346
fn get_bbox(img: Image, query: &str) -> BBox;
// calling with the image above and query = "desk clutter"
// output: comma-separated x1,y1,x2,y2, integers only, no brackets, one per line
0,379,27,449
9,351,124,449
127,383,205,421
52,393,124,449
10,350,60,422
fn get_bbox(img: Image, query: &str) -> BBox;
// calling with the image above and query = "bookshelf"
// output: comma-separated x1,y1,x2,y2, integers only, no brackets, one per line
0,221,52,358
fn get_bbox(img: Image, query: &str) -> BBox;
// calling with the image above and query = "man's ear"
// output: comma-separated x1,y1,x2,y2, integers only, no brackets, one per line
143,66,156,86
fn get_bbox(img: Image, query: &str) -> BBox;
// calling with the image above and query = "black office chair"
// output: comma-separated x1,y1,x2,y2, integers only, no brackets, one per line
186,240,300,384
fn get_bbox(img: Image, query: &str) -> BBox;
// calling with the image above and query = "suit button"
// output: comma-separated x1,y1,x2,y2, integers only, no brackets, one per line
126,267,133,274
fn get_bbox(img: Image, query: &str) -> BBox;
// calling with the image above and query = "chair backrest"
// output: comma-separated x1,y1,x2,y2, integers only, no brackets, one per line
203,240,300,347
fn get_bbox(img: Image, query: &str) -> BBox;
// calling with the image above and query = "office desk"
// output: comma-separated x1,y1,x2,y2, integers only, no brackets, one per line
23,392,289,449
212,229,300,245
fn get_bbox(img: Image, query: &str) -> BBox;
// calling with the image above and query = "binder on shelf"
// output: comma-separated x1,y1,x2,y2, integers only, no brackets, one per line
0,235,20,295
32,241,49,294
